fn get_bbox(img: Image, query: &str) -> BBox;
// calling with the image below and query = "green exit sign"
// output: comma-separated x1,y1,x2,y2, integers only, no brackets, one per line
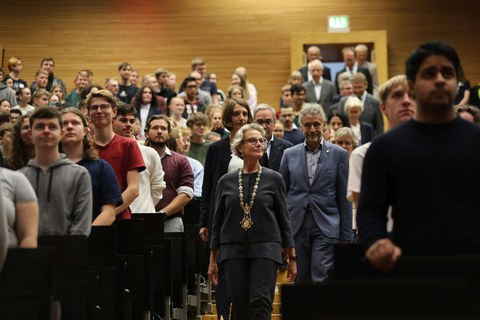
328,15,350,33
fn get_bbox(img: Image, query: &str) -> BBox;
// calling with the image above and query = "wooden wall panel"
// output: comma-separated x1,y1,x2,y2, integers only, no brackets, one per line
0,0,478,106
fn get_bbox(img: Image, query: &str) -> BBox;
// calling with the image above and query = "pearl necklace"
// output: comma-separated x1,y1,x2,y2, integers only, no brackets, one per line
238,166,262,231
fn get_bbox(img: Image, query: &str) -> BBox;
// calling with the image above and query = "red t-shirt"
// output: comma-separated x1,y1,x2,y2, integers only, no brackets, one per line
96,134,146,219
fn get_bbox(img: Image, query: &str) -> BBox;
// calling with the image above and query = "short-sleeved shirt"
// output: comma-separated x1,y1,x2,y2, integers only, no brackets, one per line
78,158,124,221
96,135,146,219
0,168,37,247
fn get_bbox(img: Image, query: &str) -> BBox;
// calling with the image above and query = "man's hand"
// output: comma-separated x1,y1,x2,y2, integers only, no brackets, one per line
199,227,209,242
365,238,402,272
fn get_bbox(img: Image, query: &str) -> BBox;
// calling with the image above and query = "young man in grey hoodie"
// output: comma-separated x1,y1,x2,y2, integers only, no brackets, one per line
20,106,92,236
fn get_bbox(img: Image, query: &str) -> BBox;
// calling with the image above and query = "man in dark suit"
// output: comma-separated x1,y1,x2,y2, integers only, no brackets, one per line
302,60,337,109
280,103,352,283
254,104,293,171
333,73,384,137
335,47,373,94
299,46,332,82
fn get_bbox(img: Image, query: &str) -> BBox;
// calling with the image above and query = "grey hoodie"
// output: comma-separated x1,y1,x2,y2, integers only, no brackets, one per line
0,84,17,107
20,154,92,236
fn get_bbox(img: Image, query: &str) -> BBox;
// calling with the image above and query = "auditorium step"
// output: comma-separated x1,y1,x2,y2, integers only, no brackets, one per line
201,270,289,319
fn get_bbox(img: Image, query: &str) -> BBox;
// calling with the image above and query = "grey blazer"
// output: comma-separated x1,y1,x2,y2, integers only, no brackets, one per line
302,79,337,109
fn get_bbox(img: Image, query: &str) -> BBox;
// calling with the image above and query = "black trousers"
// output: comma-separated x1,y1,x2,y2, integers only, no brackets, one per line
223,258,278,320
215,266,231,320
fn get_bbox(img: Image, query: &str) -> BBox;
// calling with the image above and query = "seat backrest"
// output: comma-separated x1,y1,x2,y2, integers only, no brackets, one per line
0,248,54,291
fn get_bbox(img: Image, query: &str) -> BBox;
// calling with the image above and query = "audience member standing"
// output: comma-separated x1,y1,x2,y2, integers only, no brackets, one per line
61,108,123,226
117,62,138,104
302,60,337,109
11,88,34,115
347,74,416,242
299,46,332,82
186,112,211,166
8,114,35,170
5,56,27,90
144,114,194,232
357,41,480,271
20,107,92,236
87,89,145,219
254,104,293,172
65,71,89,107
112,104,166,214
355,44,379,96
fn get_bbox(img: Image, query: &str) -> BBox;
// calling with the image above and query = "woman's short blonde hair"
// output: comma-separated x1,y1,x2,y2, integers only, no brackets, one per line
231,123,265,158
344,96,364,114
332,127,357,149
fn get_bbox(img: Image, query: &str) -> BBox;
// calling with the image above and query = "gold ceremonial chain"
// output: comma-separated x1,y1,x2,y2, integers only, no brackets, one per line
238,166,262,231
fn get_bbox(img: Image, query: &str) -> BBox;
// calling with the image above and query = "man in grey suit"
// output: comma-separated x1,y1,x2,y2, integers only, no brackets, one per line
355,44,379,97
254,104,293,172
330,73,384,136
279,103,352,283
299,46,332,82
302,59,337,109
335,47,373,94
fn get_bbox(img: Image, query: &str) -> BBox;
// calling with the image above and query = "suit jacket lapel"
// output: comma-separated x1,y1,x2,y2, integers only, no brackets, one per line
311,140,329,185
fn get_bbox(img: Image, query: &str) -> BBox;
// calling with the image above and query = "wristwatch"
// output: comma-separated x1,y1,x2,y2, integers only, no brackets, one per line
159,210,168,219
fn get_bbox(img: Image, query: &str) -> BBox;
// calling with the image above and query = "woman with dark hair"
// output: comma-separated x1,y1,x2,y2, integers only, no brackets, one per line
226,84,246,101
8,114,35,170
208,123,296,320
60,107,122,225
50,84,66,104
132,85,163,138
327,110,347,137
0,99,11,112
200,98,252,320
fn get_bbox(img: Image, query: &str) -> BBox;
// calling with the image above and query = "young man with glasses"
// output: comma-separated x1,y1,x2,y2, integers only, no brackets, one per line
178,76,212,117
87,90,145,219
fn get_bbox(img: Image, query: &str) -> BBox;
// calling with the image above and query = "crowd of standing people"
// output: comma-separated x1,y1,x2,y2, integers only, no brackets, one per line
0,40,480,319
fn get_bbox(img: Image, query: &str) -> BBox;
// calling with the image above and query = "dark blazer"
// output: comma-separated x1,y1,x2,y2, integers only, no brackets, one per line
302,79,337,109
335,66,373,94
299,65,332,82
336,94,384,137
357,121,374,145
135,104,163,124
200,137,232,232
260,137,293,172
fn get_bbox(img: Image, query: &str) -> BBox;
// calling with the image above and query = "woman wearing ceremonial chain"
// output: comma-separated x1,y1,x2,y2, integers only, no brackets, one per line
208,123,297,320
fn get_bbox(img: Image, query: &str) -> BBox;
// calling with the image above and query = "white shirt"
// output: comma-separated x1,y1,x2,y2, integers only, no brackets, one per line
312,78,323,101
139,104,151,139
130,144,166,213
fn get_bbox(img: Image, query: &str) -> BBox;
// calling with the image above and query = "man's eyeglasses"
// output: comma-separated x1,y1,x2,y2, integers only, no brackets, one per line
255,119,273,125
118,117,136,125
90,104,111,112
243,138,267,145
302,122,322,129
